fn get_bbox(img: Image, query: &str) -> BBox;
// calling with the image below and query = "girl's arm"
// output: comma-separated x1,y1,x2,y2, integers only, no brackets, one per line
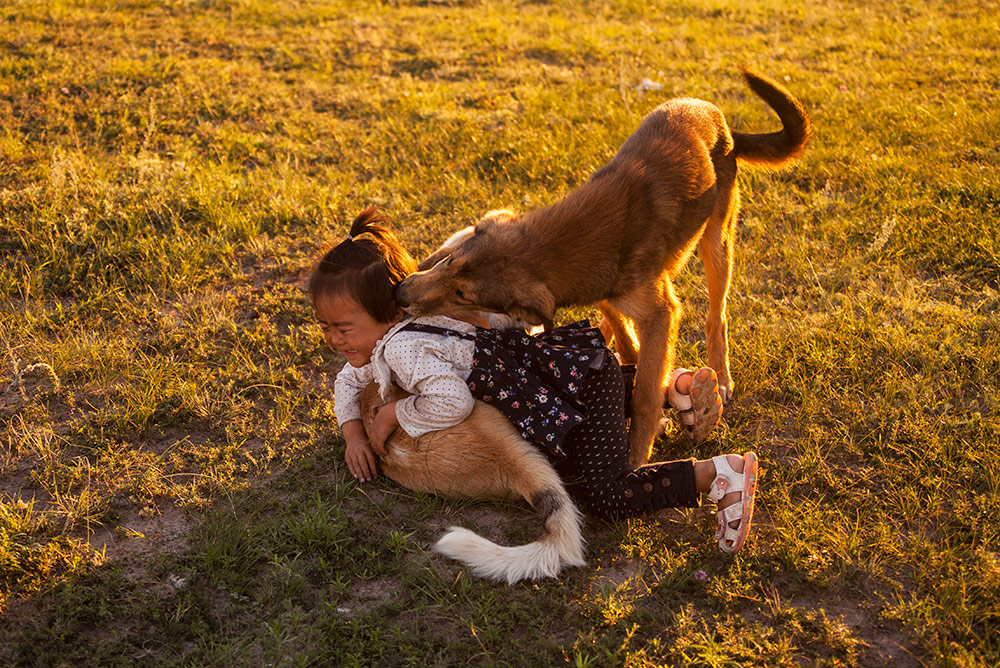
395,373,474,437
333,363,373,426
368,401,400,457
334,363,378,482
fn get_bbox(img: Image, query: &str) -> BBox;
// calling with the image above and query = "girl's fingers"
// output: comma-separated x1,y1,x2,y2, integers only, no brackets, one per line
348,458,368,483
363,449,377,479
349,452,377,483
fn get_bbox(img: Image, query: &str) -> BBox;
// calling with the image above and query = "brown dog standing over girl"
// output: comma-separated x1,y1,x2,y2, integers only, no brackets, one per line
395,69,811,468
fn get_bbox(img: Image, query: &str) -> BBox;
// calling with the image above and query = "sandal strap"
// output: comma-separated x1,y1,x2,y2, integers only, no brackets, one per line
676,406,696,427
718,501,743,525
666,368,694,412
714,495,745,542
707,455,745,502
716,513,743,543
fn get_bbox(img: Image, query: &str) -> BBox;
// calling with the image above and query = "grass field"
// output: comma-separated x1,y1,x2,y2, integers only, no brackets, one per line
2,0,999,665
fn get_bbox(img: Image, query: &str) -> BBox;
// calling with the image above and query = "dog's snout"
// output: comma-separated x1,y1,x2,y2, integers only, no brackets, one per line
393,281,411,308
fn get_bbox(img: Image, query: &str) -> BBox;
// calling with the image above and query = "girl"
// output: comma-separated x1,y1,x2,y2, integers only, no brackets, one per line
311,207,757,554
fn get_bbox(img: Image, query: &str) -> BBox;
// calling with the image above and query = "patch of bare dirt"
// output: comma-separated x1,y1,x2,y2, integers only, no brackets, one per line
336,578,406,619
86,503,195,577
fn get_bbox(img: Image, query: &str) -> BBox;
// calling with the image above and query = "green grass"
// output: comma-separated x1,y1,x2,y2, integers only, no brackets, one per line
2,0,999,665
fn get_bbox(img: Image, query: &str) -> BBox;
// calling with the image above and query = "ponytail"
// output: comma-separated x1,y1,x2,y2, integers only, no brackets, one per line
309,207,418,323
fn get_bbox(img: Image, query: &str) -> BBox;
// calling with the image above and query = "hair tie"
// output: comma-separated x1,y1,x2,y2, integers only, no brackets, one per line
346,234,354,241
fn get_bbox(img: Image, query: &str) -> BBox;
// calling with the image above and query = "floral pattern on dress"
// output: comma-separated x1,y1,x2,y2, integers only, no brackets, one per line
402,320,609,458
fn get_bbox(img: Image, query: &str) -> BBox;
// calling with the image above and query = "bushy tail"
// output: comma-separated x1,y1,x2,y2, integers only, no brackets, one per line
433,486,585,584
732,68,812,167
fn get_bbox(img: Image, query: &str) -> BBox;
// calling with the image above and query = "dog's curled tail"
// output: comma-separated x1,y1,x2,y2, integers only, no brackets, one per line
434,485,586,585
732,68,813,168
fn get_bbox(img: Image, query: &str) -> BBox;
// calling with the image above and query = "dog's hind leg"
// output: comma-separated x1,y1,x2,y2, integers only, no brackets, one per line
698,173,740,403
621,276,679,467
598,300,639,365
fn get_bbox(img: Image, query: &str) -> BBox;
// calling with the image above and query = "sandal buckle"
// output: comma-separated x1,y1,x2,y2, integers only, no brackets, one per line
708,476,729,502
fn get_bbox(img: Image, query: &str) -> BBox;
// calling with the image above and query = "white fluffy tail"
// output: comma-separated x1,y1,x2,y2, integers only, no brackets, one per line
433,491,585,584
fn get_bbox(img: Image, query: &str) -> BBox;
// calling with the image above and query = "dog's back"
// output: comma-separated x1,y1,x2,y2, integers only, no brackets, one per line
367,384,546,501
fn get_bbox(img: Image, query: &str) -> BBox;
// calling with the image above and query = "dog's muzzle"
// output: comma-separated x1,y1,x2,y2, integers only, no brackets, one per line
393,283,412,309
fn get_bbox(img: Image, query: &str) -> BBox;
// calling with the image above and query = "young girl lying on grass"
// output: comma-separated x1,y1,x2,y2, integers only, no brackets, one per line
311,207,757,554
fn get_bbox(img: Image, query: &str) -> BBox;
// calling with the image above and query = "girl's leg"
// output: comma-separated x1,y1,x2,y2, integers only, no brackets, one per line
553,359,700,518
620,363,722,443
693,453,757,553
555,359,755,548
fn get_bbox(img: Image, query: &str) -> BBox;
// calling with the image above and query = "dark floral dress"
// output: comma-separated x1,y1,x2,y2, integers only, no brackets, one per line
400,319,701,519
400,320,608,457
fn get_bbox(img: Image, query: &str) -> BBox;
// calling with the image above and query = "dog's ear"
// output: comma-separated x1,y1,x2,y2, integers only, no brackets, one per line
417,245,454,271
418,225,477,271
474,209,517,235
473,217,495,236
481,208,517,223
506,284,556,332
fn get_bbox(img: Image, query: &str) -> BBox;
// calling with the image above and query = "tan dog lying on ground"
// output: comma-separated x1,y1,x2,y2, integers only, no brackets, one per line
396,69,811,466
359,382,585,584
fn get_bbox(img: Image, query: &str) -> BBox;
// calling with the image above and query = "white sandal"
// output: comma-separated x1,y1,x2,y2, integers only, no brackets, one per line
708,452,758,554
666,367,723,443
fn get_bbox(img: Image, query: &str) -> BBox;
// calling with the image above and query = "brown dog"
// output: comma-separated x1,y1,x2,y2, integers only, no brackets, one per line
396,69,811,466
360,382,585,583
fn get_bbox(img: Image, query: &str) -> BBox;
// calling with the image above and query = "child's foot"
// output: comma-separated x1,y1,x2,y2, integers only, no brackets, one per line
708,453,758,554
665,367,723,443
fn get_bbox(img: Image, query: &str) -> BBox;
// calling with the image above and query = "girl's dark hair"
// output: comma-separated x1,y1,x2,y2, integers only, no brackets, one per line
309,207,418,323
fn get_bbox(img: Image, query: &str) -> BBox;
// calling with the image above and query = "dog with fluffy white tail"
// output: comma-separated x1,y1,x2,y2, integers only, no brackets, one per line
360,382,585,584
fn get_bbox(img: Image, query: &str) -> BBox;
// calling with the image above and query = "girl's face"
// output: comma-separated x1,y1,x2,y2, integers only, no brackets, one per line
315,293,400,367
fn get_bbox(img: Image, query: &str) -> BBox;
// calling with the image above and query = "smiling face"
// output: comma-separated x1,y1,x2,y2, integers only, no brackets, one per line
315,293,400,367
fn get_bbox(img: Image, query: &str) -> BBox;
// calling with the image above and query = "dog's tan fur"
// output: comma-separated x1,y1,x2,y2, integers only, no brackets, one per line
396,69,811,466
360,383,585,583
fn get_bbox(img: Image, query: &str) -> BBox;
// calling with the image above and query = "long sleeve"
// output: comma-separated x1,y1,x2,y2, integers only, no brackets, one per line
333,362,375,426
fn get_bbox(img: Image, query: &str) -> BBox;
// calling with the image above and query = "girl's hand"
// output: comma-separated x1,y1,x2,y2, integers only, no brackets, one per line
369,401,400,457
345,438,377,483
341,420,376,482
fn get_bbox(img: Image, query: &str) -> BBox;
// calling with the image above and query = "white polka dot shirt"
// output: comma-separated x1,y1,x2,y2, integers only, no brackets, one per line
334,316,477,438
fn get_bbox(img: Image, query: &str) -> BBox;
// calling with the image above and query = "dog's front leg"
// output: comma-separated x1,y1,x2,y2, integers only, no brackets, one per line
698,186,740,403
623,281,679,467
704,301,732,403
598,301,639,365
